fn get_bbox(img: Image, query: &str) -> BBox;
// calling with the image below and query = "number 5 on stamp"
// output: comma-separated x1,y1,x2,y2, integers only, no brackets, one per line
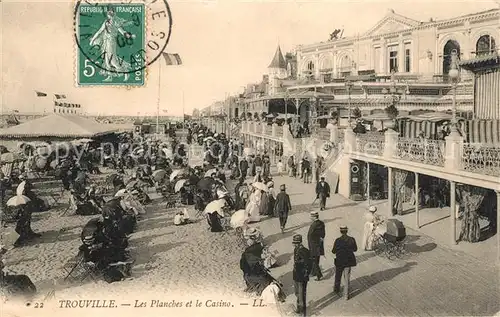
75,3,146,86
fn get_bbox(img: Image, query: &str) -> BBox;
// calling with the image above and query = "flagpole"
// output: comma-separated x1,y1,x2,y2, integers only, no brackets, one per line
182,91,185,120
156,60,161,136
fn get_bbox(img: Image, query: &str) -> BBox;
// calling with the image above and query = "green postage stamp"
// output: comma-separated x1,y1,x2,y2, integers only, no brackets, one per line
76,3,146,86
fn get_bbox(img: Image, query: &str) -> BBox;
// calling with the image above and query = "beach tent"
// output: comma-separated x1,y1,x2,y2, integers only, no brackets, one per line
0,114,117,139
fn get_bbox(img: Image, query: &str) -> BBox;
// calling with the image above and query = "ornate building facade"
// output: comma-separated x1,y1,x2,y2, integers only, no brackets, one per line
295,9,499,82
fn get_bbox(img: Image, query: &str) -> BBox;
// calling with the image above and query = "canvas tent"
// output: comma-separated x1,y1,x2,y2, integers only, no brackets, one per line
0,114,117,139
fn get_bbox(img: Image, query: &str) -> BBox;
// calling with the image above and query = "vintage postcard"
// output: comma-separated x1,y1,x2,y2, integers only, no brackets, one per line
1,0,500,317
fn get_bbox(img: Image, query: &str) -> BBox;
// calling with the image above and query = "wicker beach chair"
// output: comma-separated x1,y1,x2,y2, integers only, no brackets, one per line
63,256,101,283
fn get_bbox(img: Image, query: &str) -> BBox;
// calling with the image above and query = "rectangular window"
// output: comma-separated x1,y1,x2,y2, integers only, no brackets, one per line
404,43,411,72
388,45,398,72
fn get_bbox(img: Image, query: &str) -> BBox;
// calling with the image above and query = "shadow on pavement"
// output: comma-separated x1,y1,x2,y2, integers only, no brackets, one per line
348,261,417,299
406,242,437,253
310,261,417,314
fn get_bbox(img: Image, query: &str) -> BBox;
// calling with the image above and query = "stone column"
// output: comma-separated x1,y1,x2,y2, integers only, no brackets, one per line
384,129,399,159
272,123,277,137
415,172,420,228
253,122,258,134
329,125,339,143
344,128,356,154
450,181,457,245
445,131,464,171
388,166,394,217
497,191,500,265
261,122,266,135
398,35,405,72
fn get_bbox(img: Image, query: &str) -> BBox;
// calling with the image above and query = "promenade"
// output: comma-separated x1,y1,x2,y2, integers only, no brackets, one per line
258,174,500,316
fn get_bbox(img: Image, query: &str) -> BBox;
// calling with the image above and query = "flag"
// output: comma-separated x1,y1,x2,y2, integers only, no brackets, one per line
55,94,66,99
162,53,182,66
35,91,47,97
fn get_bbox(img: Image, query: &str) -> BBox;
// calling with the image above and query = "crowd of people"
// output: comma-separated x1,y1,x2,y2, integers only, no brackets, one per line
0,120,395,317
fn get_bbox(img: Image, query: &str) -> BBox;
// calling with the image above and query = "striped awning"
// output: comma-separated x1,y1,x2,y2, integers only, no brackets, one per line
459,53,500,70
464,120,500,144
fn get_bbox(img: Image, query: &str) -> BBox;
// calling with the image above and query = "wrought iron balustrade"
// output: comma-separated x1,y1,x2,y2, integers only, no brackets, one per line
264,125,272,136
396,138,445,166
276,127,283,138
355,133,385,156
462,143,500,177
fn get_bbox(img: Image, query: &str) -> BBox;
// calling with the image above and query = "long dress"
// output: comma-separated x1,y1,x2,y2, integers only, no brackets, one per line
246,190,261,223
362,212,376,251
259,191,269,216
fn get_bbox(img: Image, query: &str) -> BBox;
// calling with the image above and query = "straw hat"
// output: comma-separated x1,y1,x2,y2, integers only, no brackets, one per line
369,206,377,213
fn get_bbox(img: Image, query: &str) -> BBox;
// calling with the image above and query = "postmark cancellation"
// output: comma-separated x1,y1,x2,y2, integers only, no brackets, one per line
74,0,172,87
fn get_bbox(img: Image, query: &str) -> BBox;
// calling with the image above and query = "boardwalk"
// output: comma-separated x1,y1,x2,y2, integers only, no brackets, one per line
258,174,500,316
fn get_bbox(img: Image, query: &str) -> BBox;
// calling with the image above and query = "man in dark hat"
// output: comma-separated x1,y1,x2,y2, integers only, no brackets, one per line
239,156,248,181
307,211,325,281
315,176,331,211
292,234,311,316
332,225,357,300
274,184,292,233
301,157,311,183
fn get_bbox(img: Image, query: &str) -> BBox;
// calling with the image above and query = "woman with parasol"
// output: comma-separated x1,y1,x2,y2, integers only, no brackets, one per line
6,195,41,247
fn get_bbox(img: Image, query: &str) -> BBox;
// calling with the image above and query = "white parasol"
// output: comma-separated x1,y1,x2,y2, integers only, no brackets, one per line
230,209,248,228
16,181,26,196
169,169,187,181
115,189,127,197
174,179,188,193
204,169,217,177
7,195,31,207
204,199,226,216
252,182,268,192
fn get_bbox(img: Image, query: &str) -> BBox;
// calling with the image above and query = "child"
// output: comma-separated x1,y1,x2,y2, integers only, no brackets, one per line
276,160,284,176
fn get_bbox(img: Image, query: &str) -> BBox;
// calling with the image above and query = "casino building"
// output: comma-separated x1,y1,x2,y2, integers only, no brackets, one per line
287,8,499,119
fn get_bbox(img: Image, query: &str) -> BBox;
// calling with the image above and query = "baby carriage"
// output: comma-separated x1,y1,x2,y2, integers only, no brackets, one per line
374,219,407,259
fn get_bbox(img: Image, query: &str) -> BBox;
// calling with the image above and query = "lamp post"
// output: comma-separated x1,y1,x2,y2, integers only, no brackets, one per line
382,70,410,128
448,49,461,133
284,90,290,123
345,80,353,130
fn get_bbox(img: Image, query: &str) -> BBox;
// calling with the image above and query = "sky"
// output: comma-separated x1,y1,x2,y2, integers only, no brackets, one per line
1,0,499,116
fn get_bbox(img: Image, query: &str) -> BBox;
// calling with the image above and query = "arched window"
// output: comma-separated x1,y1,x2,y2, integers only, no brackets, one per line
476,35,496,56
307,61,314,71
443,40,460,78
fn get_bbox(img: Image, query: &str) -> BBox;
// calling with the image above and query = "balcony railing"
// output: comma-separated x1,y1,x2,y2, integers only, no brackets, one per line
355,133,385,156
264,125,272,136
396,138,446,167
461,144,500,177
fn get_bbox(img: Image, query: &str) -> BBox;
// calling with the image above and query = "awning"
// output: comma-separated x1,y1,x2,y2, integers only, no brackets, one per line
459,53,500,71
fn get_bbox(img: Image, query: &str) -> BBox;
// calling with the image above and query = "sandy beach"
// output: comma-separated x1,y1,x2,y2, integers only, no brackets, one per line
1,172,288,317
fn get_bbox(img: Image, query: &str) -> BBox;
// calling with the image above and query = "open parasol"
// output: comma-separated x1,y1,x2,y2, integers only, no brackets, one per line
204,199,226,216
170,169,188,181
16,181,26,196
252,182,268,192
174,179,188,193
115,189,127,197
230,209,248,228
152,169,167,182
204,169,217,177
7,195,31,207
